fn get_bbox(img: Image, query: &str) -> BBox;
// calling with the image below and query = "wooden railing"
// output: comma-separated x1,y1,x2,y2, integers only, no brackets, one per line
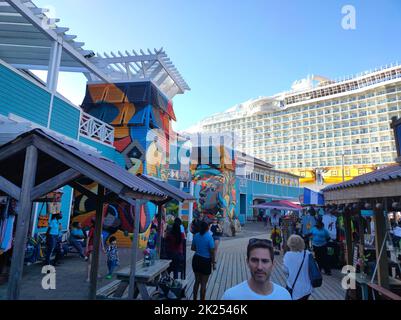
368,283,401,300
79,112,114,145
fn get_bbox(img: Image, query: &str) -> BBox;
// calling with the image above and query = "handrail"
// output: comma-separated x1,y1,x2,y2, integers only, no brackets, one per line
79,112,115,146
368,283,401,300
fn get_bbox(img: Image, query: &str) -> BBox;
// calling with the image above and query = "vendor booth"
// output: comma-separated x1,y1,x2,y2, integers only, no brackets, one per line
322,117,401,300
0,129,194,300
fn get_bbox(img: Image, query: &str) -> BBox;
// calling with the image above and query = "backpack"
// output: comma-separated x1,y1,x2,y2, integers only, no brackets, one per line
308,252,323,288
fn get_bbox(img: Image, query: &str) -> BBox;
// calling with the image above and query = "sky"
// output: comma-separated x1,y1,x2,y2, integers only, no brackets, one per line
34,0,401,131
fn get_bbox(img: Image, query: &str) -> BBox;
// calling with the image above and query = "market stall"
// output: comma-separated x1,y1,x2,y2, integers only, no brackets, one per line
322,116,401,300
0,129,194,300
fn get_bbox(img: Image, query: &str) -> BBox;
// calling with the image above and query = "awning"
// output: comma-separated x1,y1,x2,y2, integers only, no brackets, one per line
0,128,193,204
138,174,195,204
253,193,300,201
251,200,302,211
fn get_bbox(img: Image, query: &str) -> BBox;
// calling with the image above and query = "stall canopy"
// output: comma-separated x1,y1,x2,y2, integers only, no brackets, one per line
251,200,302,211
0,128,194,300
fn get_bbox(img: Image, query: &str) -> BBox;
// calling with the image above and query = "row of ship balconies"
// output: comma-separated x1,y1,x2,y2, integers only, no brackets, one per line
202,81,401,126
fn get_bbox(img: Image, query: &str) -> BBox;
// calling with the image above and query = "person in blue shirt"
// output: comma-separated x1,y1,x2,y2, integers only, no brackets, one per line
191,220,215,300
308,220,331,275
69,222,86,259
45,213,62,266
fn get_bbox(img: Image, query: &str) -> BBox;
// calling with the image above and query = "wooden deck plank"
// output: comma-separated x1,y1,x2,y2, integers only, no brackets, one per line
210,251,227,300
219,252,233,300
182,224,345,300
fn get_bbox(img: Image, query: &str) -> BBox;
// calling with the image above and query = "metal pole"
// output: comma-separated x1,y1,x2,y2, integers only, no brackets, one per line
342,153,345,183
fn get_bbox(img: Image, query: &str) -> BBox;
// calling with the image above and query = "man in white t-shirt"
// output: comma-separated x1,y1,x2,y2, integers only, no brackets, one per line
221,238,291,300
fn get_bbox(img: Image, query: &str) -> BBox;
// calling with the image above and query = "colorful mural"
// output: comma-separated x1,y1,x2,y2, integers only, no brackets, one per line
72,82,176,247
190,145,237,232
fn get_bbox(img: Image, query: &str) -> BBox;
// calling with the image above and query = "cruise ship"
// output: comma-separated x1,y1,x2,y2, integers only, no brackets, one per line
194,63,401,189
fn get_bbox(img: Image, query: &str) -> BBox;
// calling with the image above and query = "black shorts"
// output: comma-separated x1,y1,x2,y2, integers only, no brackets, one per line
192,254,212,275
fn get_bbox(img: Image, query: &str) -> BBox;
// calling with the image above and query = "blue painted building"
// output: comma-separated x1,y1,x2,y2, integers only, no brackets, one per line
0,0,302,244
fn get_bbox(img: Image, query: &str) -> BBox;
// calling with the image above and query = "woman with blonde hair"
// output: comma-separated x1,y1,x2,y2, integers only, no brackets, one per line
283,234,313,300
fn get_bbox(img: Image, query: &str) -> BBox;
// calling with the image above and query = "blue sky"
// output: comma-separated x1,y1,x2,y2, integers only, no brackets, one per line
35,0,401,131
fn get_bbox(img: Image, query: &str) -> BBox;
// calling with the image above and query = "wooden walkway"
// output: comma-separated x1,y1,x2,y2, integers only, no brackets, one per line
184,225,346,300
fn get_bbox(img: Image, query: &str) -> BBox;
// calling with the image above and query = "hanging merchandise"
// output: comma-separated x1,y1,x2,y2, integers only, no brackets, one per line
37,203,48,229
35,189,63,230
0,197,16,253
0,196,8,220
46,189,63,215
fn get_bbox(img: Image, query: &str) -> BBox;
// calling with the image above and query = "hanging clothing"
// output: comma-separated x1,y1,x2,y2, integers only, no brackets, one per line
0,215,15,252
302,215,316,237
322,214,337,241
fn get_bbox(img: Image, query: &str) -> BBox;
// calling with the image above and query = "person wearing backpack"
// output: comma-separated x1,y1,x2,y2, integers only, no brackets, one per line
283,235,313,300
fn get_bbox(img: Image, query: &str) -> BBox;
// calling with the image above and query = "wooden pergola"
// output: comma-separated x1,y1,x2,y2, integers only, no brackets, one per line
0,128,194,300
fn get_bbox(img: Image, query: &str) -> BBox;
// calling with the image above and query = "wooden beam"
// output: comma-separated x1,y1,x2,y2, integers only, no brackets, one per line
324,179,401,201
7,146,38,300
0,176,21,201
33,135,125,196
373,208,390,289
31,168,82,201
358,212,366,274
69,181,98,200
89,185,105,300
128,199,143,299
0,136,33,163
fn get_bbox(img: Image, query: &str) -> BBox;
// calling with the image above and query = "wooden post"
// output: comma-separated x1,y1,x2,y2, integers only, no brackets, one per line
344,211,353,266
128,199,142,299
156,204,163,258
358,211,365,273
88,184,105,300
374,207,390,288
7,146,38,300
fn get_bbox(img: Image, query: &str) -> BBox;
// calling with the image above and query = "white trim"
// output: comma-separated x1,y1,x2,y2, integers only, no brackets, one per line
78,133,116,149
5,0,112,83
7,113,99,154
47,41,63,128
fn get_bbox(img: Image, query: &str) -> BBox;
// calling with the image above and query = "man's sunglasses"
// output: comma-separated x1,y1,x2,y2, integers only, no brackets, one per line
248,238,273,246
